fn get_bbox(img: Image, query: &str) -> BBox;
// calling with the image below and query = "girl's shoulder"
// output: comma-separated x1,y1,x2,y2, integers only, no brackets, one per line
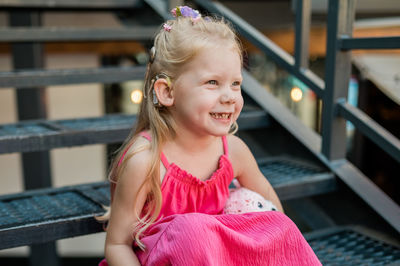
227,136,257,181
226,134,249,155
122,134,152,174
225,134,254,172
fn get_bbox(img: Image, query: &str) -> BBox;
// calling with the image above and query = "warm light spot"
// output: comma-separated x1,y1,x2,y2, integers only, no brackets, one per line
130,89,143,104
290,87,303,102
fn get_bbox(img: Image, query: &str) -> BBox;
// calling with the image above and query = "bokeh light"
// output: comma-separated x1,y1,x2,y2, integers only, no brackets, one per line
130,89,143,104
290,87,303,102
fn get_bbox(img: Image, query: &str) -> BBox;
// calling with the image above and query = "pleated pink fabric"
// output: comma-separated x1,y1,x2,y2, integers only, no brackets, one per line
99,133,321,265
136,212,320,266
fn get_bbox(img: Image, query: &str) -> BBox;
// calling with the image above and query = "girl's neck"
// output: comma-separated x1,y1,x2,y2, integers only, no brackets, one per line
163,129,224,180
172,129,219,154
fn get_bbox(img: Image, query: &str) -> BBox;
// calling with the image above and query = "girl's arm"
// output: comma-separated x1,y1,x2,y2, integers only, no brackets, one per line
105,147,152,266
228,135,284,212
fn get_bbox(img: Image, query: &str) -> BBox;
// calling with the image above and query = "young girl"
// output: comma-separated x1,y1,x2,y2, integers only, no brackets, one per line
99,6,320,266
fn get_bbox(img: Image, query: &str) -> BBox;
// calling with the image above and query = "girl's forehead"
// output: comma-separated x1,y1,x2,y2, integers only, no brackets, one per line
185,46,241,73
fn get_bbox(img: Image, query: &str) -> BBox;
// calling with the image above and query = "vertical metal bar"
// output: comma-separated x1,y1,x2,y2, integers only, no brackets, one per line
294,0,311,70
321,0,356,160
9,11,60,266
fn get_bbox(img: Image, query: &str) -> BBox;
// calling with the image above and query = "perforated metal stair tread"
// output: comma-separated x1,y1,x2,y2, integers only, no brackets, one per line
0,182,109,250
0,110,268,154
305,227,400,265
0,114,136,154
258,157,336,200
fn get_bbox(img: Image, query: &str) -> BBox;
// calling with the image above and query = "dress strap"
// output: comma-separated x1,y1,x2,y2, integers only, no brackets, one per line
116,129,153,168
222,135,229,156
139,131,151,140
139,131,170,169
160,153,170,169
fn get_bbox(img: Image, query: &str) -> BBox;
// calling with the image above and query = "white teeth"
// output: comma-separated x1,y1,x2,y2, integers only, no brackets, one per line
211,113,230,119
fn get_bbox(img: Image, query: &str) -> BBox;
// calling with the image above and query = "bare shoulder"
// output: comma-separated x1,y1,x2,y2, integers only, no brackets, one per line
116,135,152,193
226,134,252,158
226,134,254,176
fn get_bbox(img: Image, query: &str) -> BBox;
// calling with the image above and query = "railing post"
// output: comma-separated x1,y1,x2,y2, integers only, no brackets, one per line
294,0,311,70
321,0,356,160
9,10,60,266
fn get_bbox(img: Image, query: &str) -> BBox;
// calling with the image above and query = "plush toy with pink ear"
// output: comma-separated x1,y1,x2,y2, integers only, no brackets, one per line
224,179,277,214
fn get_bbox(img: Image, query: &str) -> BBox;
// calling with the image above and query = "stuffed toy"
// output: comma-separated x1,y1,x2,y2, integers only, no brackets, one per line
224,179,277,214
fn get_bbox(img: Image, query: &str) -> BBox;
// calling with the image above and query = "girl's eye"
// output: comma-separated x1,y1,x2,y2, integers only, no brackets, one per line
207,80,218,85
232,81,241,86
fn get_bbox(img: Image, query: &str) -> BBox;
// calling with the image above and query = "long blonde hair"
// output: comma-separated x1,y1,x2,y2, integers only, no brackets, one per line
98,12,243,250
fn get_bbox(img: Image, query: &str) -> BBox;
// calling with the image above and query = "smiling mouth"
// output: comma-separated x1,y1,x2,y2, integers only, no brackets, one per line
210,113,232,119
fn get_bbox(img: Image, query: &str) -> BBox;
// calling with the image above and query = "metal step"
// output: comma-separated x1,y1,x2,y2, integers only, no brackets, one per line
0,156,334,250
0,181,108,250
0,114,136,154
0,66,146,89
305,226,400,265
0,27,158,43
0,110,269,154
258,157,336,200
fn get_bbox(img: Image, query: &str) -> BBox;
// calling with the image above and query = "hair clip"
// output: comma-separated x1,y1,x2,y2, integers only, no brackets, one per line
171,6,201,23
163,23,172,32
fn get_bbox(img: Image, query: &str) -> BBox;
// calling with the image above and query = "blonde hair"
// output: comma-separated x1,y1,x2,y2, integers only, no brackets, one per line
97,13,243,250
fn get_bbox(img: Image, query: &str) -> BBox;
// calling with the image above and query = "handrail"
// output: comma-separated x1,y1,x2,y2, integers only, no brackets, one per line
337,100,400,163
339,36,400,50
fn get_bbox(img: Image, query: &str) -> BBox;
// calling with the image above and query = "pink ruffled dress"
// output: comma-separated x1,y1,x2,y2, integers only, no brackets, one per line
100,133,321,266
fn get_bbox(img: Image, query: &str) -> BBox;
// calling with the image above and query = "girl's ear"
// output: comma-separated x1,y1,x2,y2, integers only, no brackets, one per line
153,78,174,106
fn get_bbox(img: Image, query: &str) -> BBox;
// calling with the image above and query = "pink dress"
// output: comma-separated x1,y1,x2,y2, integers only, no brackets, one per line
100,133,321,266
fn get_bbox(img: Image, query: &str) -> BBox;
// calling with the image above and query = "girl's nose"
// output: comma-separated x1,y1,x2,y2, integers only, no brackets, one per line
221,92,235,104
221,88,236,104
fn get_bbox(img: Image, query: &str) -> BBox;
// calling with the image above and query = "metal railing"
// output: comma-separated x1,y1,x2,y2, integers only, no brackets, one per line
195,0,400,232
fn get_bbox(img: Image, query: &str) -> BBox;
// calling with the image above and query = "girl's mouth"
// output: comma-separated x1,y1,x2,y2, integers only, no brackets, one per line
210,112,232,119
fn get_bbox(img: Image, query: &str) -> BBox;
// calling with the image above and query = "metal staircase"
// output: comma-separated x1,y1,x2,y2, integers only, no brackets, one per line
0,0,399,265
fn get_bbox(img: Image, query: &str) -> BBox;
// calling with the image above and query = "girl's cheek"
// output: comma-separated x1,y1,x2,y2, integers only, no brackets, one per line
238,96,244,110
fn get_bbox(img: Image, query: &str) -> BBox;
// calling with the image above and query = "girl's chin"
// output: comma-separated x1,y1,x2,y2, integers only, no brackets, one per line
210,125,233,136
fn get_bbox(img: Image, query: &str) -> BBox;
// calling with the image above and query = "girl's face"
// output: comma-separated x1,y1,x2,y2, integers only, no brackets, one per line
170,44,243,137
